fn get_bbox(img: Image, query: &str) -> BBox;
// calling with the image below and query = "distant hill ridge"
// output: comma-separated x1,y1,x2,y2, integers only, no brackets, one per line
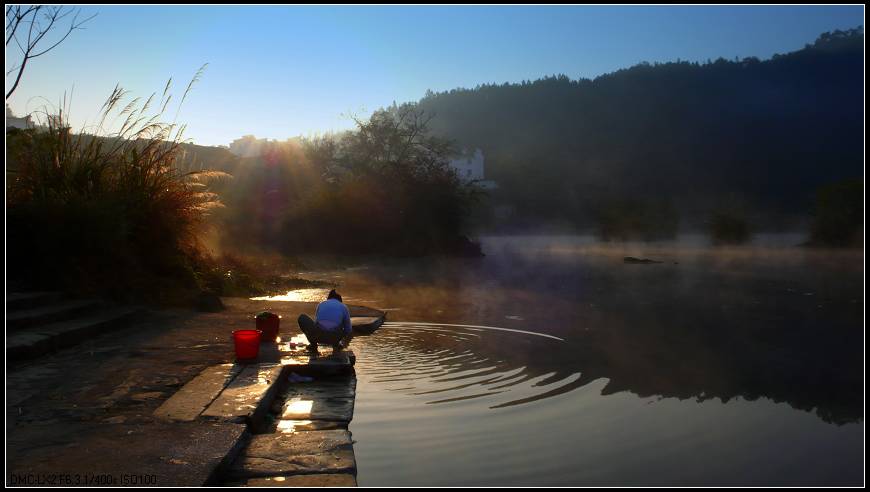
413,28,864,227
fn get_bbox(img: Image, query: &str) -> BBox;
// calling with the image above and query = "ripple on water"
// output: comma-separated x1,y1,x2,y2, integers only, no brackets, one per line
352,321,584,409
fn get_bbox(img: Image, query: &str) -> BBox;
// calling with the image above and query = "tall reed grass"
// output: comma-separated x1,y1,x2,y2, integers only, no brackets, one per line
6,66,233,302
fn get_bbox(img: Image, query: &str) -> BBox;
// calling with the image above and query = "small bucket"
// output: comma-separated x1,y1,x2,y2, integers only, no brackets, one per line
233,329,262,360
255,312,281,342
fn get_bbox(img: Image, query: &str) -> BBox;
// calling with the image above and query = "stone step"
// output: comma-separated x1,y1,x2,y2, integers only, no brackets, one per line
4,420,250,487
154,364,245,422
5,291,65,311
229,474,357,487
160,352,357,427
201,364,286,433
274,419,348,433
6,299,103,331
276,376,356,424
226,430,356,480
6,306,144,361
279,348,356,377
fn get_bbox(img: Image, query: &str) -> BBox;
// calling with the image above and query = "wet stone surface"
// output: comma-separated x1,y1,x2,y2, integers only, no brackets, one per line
279,347,356,377
201,364,283,425
274,419,348,432
154,364,243,422
230,473,358,487
276,376,356,423
6,420,248,487
227,430,356,479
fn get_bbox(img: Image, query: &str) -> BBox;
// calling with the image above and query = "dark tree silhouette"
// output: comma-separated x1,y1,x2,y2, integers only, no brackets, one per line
277,103,482,256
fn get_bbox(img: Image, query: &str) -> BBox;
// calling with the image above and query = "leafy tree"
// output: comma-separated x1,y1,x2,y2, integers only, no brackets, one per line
277,103,482,256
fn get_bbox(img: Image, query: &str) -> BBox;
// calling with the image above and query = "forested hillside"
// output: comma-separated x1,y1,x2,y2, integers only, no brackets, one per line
416,28,863,232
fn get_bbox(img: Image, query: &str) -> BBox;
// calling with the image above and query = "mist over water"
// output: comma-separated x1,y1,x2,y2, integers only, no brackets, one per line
282,234,863,486
4,6,863,486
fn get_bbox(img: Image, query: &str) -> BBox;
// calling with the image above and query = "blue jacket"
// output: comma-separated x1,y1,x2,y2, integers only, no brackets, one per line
315,298,352,336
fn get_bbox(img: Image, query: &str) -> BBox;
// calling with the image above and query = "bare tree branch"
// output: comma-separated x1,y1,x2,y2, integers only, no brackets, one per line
5,5,97,100
6,5,38,46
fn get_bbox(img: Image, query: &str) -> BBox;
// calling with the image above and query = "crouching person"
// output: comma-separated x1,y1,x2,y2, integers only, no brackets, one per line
297,289,352,353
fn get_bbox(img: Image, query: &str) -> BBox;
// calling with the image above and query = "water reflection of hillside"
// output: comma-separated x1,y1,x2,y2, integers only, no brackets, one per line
342,237,863,426
355,317,861,425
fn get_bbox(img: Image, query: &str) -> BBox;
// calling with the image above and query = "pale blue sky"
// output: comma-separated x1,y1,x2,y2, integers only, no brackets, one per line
5,5,864,146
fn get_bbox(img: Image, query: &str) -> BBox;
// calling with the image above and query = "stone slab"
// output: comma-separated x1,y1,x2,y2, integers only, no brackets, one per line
278,375,356,400
227,430,356,479
6,299,102,330
274,419,349,433
201,363,284,430
278,377,356,423
6,421,248,487
279,396,354,423
280,350,356,376
5,331,53,361
154,363,243,422
7,307,144,361
38,307,142,341
6,291,64,311
232,474,357,487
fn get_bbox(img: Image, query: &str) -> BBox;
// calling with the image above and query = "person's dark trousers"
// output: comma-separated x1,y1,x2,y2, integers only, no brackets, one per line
297,314,344,346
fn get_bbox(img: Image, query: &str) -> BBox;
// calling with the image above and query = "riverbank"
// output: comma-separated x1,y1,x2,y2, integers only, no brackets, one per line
5,297,369,486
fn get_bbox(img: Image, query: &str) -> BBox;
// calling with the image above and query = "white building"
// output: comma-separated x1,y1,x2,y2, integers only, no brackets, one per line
229,135,261,157
6,104,33,130
229,135,274,157
448,148,497,189
6,115,32,130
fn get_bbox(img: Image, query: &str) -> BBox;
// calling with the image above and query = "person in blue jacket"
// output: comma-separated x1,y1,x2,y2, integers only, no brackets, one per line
297,289,352,352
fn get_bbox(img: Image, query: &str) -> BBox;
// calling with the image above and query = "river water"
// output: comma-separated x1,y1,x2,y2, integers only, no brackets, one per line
274,235,865,486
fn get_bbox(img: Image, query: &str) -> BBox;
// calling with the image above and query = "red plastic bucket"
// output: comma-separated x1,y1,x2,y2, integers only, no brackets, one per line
233,329,262,360
256,313,281,342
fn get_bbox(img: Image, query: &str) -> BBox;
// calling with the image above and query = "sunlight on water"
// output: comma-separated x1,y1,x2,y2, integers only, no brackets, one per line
250,288,331,302
284,398,314,414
